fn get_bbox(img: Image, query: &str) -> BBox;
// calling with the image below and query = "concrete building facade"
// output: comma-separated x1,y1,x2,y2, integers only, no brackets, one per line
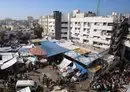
70,11,115,49
39,11,68,40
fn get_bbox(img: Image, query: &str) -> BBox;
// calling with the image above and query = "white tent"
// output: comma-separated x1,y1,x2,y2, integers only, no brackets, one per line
58,58,72,72
16,80,35,87
17,87,31,92
1,57,17,70
0,53,14,64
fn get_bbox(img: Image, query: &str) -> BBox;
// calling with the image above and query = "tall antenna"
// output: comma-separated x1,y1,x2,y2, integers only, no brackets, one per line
97,0,100,16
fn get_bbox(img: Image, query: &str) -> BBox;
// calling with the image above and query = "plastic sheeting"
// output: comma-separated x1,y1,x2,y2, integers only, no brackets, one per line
17,87,31,92
41,41,69,57
65,51,101,66
1,57,17,70
74,62,88,74
29,47,46,56
65,51,81,59
58,58,72,70
27,57,37,65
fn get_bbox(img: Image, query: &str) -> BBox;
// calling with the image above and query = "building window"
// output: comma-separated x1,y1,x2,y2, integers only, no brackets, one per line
62,22,68,24
94,22,97,25
103,22,107,26
84,28,86,31
84,22,87,25
83,39,89,43
108,23,113,26
0,55,2,60
106,38,110,41
75,22,77,24
62,27,67,29
94,29,97,32
88,23,90,26
78,28,80,30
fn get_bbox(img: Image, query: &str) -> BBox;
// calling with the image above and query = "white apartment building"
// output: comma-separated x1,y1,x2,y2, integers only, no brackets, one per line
39,15,55,36
70,11,116,49
39,11,68,40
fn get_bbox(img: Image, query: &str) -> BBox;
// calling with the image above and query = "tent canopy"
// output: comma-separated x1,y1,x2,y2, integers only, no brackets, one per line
1,57,17,70
29,47,46,56
41,41,69,57
58,58,72,69
65,51,101,66
17,87,31,92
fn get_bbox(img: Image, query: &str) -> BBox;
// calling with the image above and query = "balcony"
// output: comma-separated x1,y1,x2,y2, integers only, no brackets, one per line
93,44,110,49
92,25,113,30
61,24,68,27
93,38,110,44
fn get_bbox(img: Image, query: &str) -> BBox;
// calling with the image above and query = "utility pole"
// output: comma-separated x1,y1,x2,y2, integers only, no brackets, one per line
97,0,100,16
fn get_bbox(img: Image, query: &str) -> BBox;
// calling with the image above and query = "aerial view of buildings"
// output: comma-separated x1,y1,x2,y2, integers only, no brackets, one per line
0,0,129,92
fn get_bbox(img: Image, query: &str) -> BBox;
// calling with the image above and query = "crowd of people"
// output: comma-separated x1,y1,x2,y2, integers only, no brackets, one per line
90,63,130,91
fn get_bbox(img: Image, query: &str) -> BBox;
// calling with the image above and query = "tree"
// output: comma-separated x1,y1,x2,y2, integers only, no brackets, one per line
33,23,43,39
0,31,5,46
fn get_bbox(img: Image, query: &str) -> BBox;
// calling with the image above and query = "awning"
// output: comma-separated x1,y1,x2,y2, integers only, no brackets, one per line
1,57,17,70
29,47,46,56
17,87,31,92
41,41,69,57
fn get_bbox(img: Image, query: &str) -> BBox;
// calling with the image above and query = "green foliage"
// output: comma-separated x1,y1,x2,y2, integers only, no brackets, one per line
33,23,43,39
0,31,5,43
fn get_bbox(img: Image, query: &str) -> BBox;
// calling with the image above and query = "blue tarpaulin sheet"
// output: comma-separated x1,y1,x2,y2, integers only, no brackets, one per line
65,51,101,66
74,62,88,74
19,48,29,53
41,41,69,57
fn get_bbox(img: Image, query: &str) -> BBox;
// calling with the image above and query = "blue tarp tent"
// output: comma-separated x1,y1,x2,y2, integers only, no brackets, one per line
65,51,101,66
74,62,88,74
41,41,69,57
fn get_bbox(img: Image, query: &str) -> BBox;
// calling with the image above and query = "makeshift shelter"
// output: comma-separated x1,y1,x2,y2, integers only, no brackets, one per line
41,41,69,57
29,47,46,56
17,87,31,92
65,51,81,59
0,47,12,52
74,62,88,74
0,53,14,64
27,56,38,65
1,57,17,70
16,80,35,87
65,51,101,66
18,48,31,56
58,58,72,70
74,48,91,55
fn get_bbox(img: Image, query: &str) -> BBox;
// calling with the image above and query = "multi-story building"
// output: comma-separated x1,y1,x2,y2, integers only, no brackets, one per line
70,10,116,49
39,11,68,40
